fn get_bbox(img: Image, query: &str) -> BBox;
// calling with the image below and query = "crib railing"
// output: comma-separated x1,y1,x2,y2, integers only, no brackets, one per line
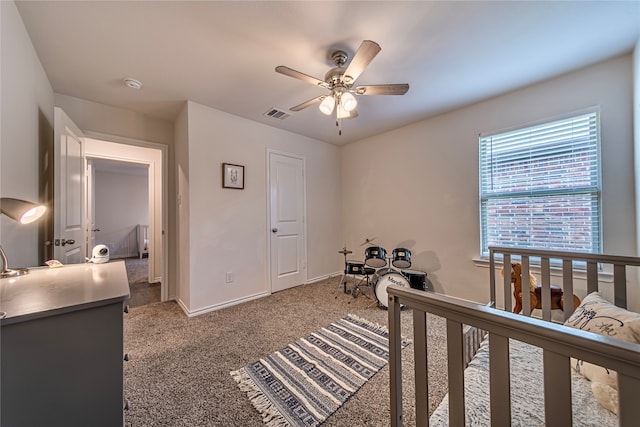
489,246,640,320
387,285,640,426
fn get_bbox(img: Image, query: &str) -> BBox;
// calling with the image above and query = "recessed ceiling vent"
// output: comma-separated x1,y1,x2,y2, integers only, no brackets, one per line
264,107,291,120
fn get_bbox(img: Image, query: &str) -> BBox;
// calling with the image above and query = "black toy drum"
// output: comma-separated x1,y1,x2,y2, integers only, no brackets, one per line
391,248,412,269
364,246,387,268
346,261,375,276
346,261,365,274
402,269,427,291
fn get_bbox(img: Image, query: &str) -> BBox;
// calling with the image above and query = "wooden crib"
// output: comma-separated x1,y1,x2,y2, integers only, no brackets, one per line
387,247,640,426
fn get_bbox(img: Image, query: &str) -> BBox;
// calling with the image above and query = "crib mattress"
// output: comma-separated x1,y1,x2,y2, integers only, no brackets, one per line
429,337,617,426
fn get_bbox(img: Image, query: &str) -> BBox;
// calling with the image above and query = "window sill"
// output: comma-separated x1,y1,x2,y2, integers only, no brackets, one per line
472,256,614,283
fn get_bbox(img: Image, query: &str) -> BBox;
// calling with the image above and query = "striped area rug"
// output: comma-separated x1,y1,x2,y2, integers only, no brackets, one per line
231,314,410,427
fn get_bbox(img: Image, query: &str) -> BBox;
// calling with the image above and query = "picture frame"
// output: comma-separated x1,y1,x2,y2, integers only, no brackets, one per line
222,163,245,189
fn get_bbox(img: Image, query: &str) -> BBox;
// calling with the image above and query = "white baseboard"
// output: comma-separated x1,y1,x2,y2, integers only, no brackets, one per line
174,273,341,317
175,297,189,315
179,291,270,317
306,271,341,284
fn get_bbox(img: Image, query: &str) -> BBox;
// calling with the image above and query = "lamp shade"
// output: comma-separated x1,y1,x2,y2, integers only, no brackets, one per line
337,104,358,119
341,92,357,112
319,96,336,115
1,198,47,224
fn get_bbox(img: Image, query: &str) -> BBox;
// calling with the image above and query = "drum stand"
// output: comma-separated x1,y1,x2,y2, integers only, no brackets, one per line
338,246,353,294
350,272,373,300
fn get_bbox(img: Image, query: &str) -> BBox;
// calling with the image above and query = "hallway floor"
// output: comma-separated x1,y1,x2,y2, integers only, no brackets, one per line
123,257,160,307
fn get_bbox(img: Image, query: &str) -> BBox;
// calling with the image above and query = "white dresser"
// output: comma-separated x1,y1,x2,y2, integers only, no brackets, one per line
0,261,130,426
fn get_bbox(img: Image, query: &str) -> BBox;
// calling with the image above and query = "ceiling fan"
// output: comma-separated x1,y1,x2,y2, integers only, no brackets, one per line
275,40,409,135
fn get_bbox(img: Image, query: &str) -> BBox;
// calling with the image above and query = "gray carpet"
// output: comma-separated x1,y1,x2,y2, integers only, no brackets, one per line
124,257,149,284
124,257,161,308
123,275,449,426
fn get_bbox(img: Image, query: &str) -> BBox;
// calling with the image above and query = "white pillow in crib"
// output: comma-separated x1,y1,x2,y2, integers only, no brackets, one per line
564,292,640,414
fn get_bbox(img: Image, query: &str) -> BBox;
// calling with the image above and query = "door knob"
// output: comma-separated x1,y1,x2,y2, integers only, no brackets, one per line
60,239,75,246
272,228,278,233
92,228,101,232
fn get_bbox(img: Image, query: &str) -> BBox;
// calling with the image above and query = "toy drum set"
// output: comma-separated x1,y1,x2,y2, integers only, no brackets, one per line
339,241,428,308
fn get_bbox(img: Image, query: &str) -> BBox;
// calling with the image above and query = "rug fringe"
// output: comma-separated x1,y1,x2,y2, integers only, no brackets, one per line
230,367,291,427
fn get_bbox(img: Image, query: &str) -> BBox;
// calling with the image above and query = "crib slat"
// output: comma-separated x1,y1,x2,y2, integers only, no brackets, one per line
543,350,571,426
618,372,640,426
489,248,497,307
522,257,531,316
586,261,598,294
488,334,511,426
613,264,627,309
541,258,551,321
413,310,428,427
503,254,512,312
389,294,403,427
562,260,575,320
446,319,465,427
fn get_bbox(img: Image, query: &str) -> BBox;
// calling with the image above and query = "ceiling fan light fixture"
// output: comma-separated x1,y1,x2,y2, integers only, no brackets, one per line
341,92,357,112
319,96,335,115
275,39,409,135
336,103,348,119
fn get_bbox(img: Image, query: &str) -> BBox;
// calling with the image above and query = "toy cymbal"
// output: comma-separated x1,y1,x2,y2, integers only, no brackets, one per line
360,237,377,246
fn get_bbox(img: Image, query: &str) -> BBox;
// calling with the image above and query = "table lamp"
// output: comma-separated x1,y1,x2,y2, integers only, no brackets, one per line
1,198,47,278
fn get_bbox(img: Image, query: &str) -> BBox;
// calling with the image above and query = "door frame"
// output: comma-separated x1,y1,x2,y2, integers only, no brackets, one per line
83,131,169,302
86,159,96,256
266,149,308,293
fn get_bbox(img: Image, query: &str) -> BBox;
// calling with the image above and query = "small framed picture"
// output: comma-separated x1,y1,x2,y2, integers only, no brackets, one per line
222,163,244,189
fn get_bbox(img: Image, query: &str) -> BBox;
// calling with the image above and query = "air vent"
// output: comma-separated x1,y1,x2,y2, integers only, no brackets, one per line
264,108,290,120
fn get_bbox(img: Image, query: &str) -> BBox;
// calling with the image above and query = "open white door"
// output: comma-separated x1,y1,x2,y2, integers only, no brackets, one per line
269,151,306,292
53,107,87,264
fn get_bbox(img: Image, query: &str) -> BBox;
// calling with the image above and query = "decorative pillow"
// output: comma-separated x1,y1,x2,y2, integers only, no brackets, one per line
564,292,640,414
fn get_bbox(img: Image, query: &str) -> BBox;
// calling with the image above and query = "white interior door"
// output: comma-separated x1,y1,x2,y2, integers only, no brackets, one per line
269,152,306,292
53,107,87,264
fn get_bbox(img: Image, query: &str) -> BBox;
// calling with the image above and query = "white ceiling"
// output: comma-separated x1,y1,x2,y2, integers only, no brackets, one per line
15,1,640,146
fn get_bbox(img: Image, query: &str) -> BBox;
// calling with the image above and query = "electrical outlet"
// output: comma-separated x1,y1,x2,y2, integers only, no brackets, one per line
226,272,233,283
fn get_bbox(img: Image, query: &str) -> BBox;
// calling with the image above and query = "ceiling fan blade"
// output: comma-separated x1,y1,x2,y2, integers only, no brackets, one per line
343,40,381,84
355,84,409,96
275,66,328,88
290,95,325,112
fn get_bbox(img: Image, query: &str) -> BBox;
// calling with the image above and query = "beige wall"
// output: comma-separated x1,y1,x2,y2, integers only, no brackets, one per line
177,101,341,315
0,1,54,267
174,103,190,307
54,94,174,146
94,170,148,258
341,54,637,308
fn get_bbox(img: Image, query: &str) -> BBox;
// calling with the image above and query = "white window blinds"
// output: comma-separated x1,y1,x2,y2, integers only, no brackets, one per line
479,112,601,256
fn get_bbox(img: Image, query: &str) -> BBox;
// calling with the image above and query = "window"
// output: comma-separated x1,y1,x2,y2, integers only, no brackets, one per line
479,111,601,257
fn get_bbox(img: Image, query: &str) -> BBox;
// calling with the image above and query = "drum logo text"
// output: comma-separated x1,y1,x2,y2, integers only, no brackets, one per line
388,276,405,286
